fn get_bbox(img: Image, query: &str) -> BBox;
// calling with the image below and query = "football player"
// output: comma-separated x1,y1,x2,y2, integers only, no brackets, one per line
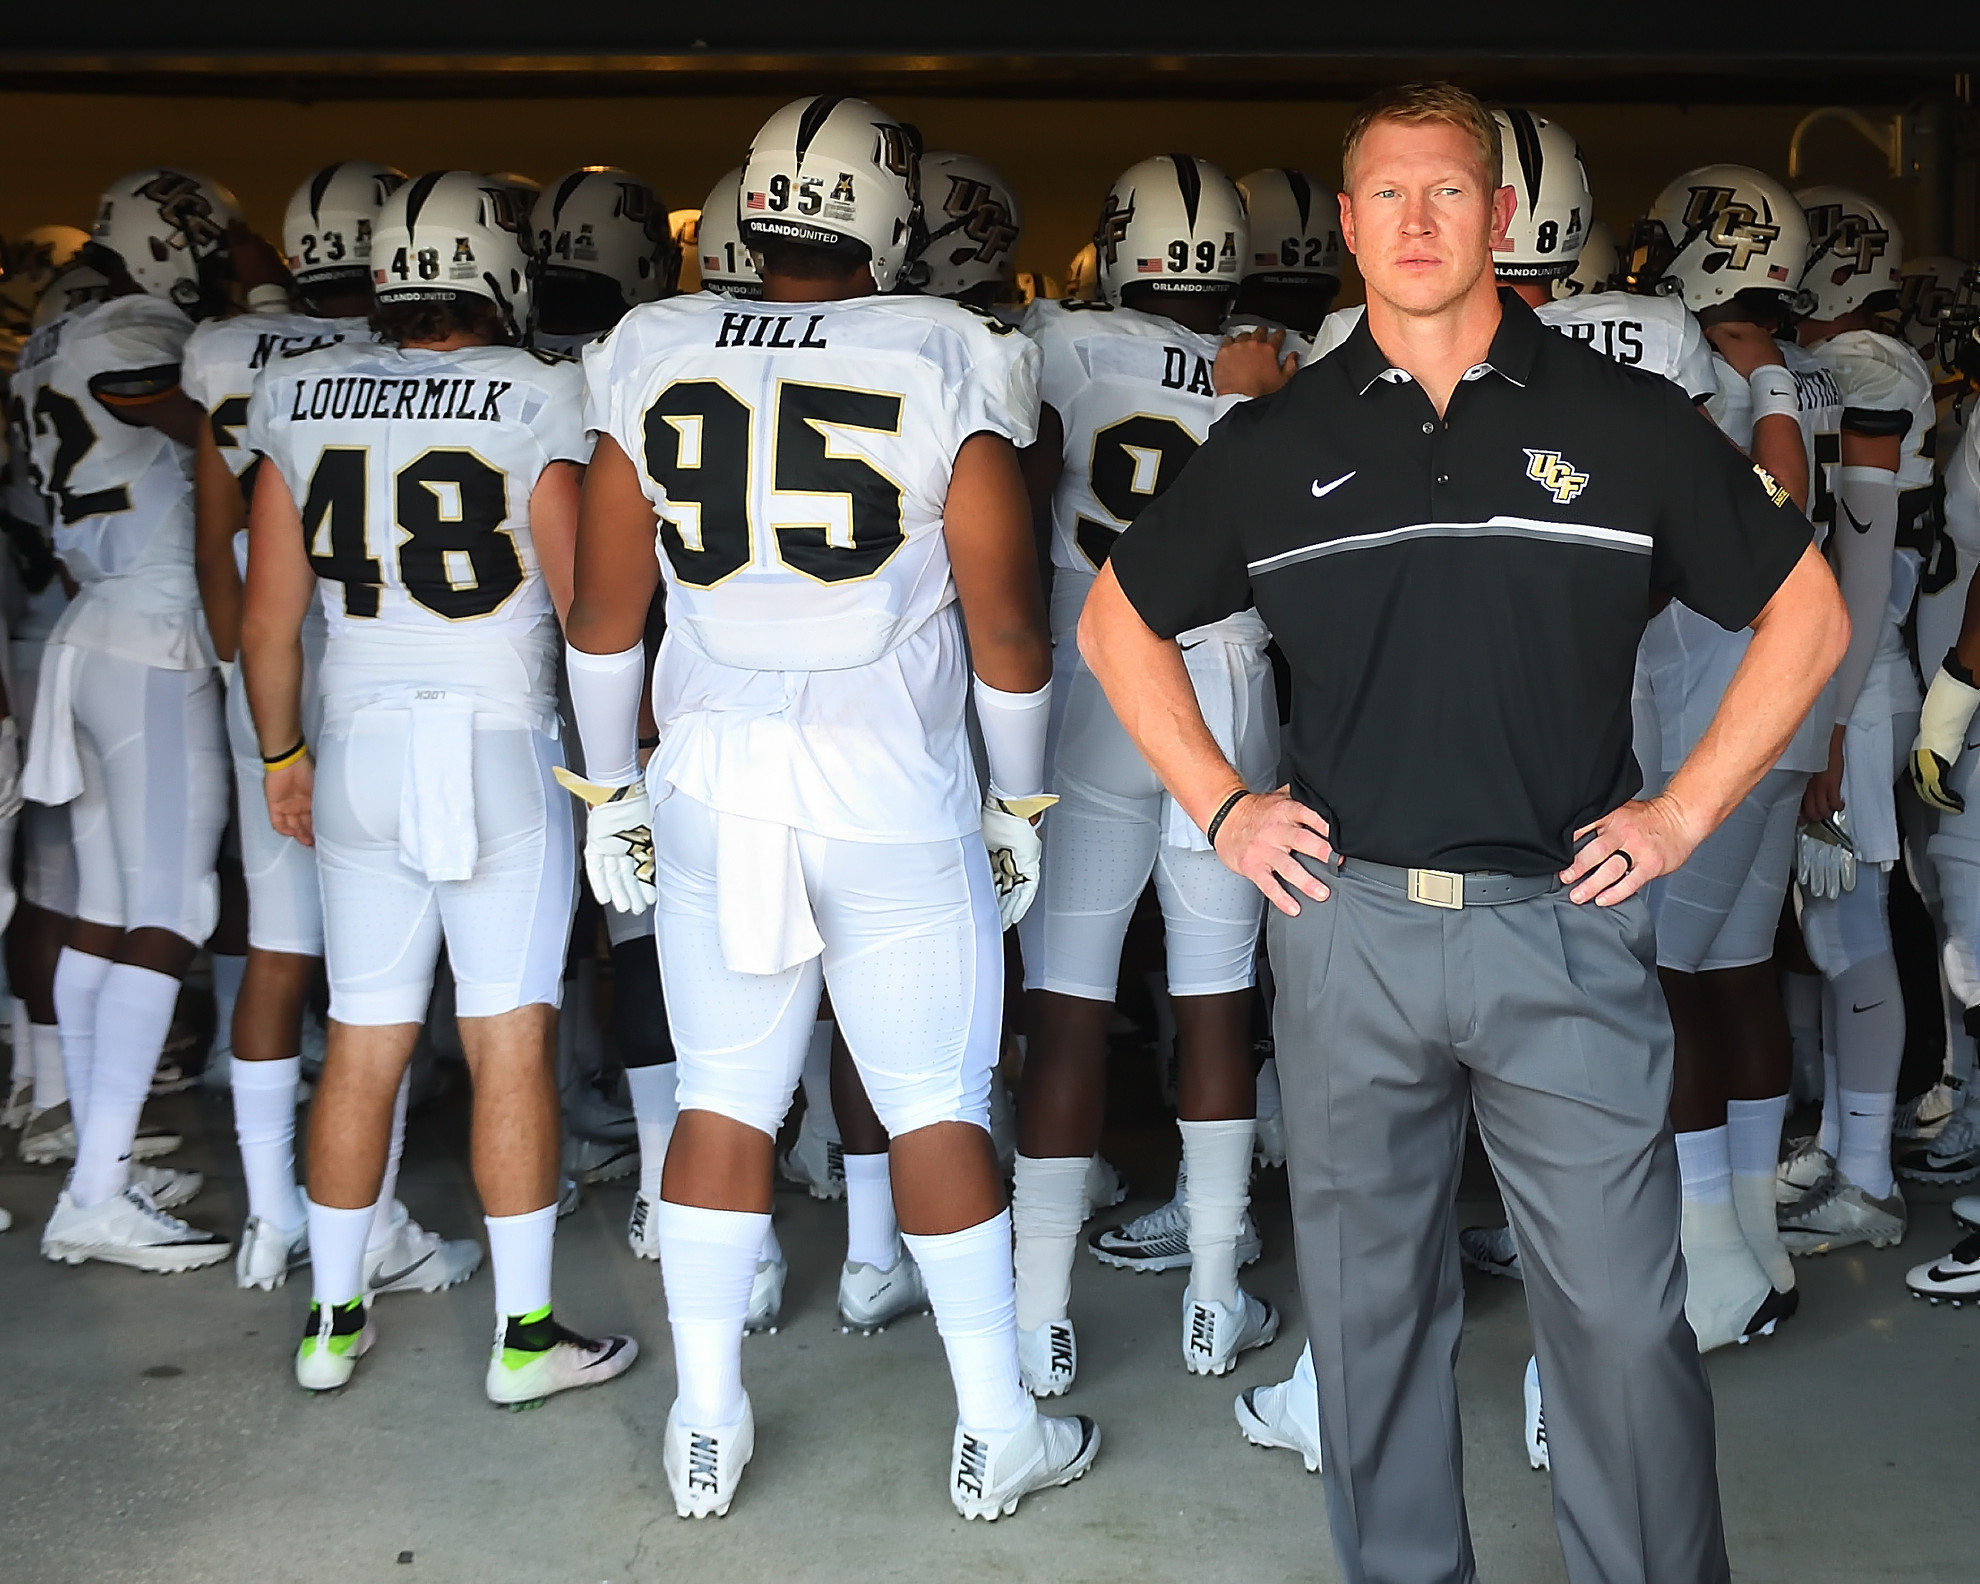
29,170,274,1272
1012,154,1292,1399
692,169,762,300
528,166,681,355
1230,167,1344,347
912,150,1023,313
1552,218,1620,299
1773,185,1936,1254
565,94,1099,1520
240,171,634,1405
186,158,478,1297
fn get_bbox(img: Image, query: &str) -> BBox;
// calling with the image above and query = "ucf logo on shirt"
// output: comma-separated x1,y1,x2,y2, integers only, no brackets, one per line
1524,448,1589,504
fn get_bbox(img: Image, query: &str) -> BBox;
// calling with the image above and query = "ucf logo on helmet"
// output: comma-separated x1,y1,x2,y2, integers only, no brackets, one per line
1682,186,1780,272
1524,448,1590,505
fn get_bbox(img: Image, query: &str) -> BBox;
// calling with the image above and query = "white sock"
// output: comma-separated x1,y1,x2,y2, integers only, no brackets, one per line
1818,998,1841,1159
52,947,110,1127
626,1061,679,1198
1180,1116,1255,1306
8,997,28,1088
69,963,179,1207
1725,1096,1787,1179
800,1019,839,1142
843,1150,900,1268
1255,1056,1282,1120
307,1198,375,1307
1673,1126,1733,1204
232,1056,304,1231
1837,1087,1898,1199
904,1210,1029,1433
1011,1154,1089,1331
367,1069,413,1251
208,952,246,1062
658,1200,770,1427
486,1202,557,1319
30,1022,65,1113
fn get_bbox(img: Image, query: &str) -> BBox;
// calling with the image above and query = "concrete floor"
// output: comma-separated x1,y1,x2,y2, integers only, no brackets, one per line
3,1084,1976,1584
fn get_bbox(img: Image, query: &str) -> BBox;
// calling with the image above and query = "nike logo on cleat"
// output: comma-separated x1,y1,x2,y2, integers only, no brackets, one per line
687,1432,721,1494
369,1250,434,1289
1050,1328,1074,1374
1310,471,1355,500
1188,1305,1217,1356
956,1435,990,1499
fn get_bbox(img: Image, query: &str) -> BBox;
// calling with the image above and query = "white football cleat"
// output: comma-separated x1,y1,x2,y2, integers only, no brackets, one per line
1084,1154,1127,1214
950,1401,1100,1520
129,1163,203,1211
485,1313,637,1408
1253,1109,1287,1169
41,1184,231,1273
363,1204,482,1295
1954,1196,1980,1234
295,1296,374,1391
561,1134,638,1185
665,1395,755,1518
1906,1232,1980,1305
1458,1224,1523,1281
18,1103,181,1166
1089,1180,1262,1274
837,1251,929,1334
236,1215,309,1290
627,1190,660,1260
1524,1355,1548,1471
1234,1343,1322,1471
745,1249,787,1334
2,1075,31,1130
777,1106,844,1200
1017,1317,1077,1398
1774,1136,1834,1206
1182,1284,1279,1377
1779,1176,1907,1255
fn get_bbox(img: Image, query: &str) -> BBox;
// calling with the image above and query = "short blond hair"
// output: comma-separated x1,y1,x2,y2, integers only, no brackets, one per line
1341,82,1501,191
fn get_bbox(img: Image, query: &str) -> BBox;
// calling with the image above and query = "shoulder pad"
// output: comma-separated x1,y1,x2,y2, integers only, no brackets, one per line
951,300,1018,336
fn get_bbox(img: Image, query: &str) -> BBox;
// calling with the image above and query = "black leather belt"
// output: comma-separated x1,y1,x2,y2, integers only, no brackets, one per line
1344,859,1560,909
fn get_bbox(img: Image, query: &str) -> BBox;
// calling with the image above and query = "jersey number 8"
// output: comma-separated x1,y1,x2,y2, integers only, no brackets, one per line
641,379,906,588
301,446,524,620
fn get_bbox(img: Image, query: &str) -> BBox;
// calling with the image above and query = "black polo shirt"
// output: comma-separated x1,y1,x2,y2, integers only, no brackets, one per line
1109,290,1812,876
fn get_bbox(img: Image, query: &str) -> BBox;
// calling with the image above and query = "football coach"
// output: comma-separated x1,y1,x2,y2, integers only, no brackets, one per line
1078,84,1848,1584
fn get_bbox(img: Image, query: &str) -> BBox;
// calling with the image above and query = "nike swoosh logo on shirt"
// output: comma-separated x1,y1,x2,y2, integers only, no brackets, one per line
1310,471,1356,500
369,1250,434,1289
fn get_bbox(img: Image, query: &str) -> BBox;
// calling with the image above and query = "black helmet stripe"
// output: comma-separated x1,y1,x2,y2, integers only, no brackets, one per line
401,170,451,230
551,169,590,225
307,163,342,226
1505,109,1544,211
1168,154,1202,231
1285,170,1312,233
795,96,846,164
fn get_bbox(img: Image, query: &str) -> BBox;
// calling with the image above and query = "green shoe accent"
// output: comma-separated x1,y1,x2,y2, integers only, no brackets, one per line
498,1305,562,1371
298,1296,368,1360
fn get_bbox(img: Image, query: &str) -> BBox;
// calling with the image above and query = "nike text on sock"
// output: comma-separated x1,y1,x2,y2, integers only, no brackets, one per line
1011,1155,1089,1332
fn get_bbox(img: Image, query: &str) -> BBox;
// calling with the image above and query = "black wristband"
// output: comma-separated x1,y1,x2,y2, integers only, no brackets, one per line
637,734,661,750
1204,788,1249,848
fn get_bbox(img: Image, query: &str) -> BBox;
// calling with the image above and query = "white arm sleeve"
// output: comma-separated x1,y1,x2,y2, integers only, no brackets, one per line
564,641,646,787
972,676,1051,800
1830,464,1900,724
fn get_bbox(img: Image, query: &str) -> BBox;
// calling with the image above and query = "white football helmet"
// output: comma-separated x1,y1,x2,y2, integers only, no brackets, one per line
1893,255,1970,355
88,169,242,311
370,171,533,340
32,263,109,329
1626,165,1809,314
739,95,920,292
489,173,542,230
1795,185,1903,322
1065,241,1099,301
1553,220,1620,299
1492,110,1591,281
1094,155,1246,306
1235,168,1343,284
694,168,762,299
284,162,405,293
533,167,680,310
913,151,1022,299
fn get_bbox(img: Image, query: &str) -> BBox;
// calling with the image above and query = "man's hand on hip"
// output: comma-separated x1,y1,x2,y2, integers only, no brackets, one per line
1213,785,1334,915
1562,793,1707,906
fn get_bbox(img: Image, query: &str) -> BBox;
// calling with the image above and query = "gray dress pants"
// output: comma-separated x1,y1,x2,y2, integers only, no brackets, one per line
1268,861,1729,1584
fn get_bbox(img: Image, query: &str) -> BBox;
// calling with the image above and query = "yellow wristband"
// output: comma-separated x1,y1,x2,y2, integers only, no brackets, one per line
261,741,308,772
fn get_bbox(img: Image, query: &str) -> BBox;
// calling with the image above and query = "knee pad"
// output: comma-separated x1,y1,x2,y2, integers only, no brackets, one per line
1153,842,1263,996
1802,867,1893,979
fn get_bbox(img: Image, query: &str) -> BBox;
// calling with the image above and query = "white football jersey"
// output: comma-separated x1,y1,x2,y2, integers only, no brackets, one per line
183,311,371,481
247,339,586,669
1307,304,1364,360
27,295,213,667
584,289,1039,843
1535,293,1715,401
2,312,77,646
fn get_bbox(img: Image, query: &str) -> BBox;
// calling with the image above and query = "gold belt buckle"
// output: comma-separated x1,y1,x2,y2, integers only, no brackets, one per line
1407,868,1465,909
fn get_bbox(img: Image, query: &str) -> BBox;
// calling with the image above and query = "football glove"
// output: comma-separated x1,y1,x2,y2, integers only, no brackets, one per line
1910,661,1980,816
1796,812,1856,901
982,794,1056,930
554,767,655,914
